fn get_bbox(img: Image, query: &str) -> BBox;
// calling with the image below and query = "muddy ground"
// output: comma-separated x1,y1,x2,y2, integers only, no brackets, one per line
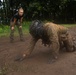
0,27,76,75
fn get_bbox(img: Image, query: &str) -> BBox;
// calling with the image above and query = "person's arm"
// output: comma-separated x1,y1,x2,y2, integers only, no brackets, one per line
12,18,16,26
22,37,38,58
11,18,16,30
20,17,23,23
19,17,23,28
15,36,38,61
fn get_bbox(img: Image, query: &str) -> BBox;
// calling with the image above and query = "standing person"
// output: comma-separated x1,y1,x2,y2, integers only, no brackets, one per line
10,7,24,43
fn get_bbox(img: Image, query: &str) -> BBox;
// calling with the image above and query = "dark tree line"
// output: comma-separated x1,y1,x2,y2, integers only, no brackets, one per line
0,0,76,24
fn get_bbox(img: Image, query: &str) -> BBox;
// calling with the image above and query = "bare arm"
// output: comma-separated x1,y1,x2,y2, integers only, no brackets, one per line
12,18,16,27
23,37,38,57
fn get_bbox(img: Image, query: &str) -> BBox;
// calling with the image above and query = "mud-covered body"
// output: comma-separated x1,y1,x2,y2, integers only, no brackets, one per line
25,20,76,59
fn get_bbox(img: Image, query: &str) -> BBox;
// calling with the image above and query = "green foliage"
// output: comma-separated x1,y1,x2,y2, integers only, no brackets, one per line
0,0,76,23
0,22,31,37
0,67,7,75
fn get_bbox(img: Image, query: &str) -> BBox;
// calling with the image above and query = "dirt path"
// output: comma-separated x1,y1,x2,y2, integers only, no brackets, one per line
0,27,76,75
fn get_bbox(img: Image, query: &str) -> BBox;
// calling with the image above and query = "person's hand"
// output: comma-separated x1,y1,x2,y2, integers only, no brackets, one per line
11,26,14,30
14,54,27,61
19,26,22,28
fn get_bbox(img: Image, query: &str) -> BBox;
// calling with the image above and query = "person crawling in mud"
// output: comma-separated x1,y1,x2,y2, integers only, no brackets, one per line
15,20,76,61
10,7,24,43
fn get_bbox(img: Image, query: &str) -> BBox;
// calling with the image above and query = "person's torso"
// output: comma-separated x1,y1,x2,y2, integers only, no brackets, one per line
11,13,23,22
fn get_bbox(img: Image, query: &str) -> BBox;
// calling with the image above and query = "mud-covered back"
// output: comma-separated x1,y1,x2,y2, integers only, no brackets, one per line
29,20,44,38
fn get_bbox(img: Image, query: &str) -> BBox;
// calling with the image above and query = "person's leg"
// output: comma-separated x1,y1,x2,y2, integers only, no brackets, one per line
17,21,24,41
63,33,75,52
50,36,60,59
47,27,60,59
47,29,59,63
10,22,15,43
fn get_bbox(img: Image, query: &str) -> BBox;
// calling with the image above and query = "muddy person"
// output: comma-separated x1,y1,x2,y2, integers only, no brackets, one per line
10,7,24,43
16,20,76,61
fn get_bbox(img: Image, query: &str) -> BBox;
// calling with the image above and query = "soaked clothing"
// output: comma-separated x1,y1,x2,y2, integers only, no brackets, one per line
29,20,51,45
10,21,24,41
29,20,75,51
11,13,23,22
29,20,44,38
10,13,24,42
22,20,76,60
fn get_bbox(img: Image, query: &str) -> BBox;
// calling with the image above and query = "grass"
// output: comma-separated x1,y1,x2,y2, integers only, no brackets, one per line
61,24,76,27
0,21,31,37
0,67,7,75
0,21,76,37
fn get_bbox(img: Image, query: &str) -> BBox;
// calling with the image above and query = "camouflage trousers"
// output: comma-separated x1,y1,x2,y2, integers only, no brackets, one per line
10,21,24,42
